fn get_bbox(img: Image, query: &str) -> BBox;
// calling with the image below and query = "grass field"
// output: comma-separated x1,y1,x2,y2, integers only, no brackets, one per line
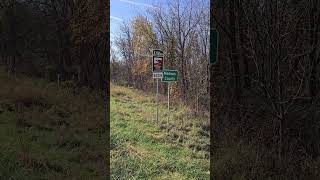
111,85,210,179
0,67,209,179
0,68,107,179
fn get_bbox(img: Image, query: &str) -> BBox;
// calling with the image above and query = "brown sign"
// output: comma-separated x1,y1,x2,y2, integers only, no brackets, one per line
153,56,163,72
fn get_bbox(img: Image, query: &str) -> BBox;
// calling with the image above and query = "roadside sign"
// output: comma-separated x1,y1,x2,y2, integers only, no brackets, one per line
153,72,163,79
161,69,178,126
152,56,164,73
153,49,163,57
162,69,178,82
210,29,219,64
152,49,164,123
152,49,164,79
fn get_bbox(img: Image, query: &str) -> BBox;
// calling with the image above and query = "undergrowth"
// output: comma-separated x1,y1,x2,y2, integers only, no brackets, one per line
0,67,107,179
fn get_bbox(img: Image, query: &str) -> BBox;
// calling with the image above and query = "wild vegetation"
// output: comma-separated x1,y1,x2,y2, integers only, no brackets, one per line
111,0,210,114
111,84,209,179
0,67,107,179
0,0,108,90
211,0,320,179
0,0,109,179
110,0,210,178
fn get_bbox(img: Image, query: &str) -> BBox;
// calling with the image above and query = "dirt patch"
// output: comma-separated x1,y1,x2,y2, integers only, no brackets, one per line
114,91,126,97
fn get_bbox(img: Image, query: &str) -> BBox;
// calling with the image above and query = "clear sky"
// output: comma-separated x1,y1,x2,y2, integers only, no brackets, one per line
110,0,159,44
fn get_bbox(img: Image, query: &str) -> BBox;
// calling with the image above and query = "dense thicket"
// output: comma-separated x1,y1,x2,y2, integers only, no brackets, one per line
111,0,210,114
0,0,108,90
211,0,320,178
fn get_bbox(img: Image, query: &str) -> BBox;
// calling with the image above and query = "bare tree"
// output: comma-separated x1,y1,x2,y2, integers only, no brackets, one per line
211,0,320,178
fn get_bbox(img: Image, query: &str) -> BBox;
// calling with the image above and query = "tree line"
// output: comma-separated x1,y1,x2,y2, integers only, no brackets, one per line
0,0,108,90
211,0,320,178
111,0,210,114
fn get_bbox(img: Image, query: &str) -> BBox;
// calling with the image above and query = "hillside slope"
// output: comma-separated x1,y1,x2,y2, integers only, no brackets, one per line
111,85,210,179
0,68,107,179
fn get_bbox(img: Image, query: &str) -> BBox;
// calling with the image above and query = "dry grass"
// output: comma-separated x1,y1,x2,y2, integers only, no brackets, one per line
0,67,107,179
111,84,209,179
126,144,151,159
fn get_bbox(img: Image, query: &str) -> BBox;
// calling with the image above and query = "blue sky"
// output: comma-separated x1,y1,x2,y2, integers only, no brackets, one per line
110,0,210,55
110,0,159,43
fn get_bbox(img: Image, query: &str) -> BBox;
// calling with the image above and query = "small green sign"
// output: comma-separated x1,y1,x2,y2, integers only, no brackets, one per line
153,49,163,57
162,69,178,82
210,30,219,64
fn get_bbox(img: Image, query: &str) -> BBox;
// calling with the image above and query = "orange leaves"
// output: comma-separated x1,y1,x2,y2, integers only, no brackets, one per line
132,59,150,77
132,16,157,55
130,16,157,88
170,83,181,101
131,59,152,89
141,59,150,74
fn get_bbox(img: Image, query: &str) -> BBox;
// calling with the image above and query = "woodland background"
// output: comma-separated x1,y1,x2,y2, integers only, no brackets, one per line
211,0,320,179
0,0,109,178
2,0,320,178
0,0,109,90
111,0,210,115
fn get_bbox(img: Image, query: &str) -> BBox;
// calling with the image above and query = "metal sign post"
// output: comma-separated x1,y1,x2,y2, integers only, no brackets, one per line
167,83,170,125
161,69,178,126
153,49,164,124
156,78,159,123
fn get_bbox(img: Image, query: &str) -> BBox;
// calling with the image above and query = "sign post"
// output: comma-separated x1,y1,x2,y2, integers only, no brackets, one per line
153,49,164,123
156,78,159,123
167,83,170,125
162,70,178,82
162,69,178,125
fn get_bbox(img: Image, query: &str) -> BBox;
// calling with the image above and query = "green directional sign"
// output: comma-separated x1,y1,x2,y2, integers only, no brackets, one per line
210,29,219,64
162,69,178,82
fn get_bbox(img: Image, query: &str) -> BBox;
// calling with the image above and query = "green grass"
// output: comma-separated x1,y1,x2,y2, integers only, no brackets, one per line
111,85,209,179
0,68,107,179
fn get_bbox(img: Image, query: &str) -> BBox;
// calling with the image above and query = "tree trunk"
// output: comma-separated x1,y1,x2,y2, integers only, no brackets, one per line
308,0,319,97
229,0,241,122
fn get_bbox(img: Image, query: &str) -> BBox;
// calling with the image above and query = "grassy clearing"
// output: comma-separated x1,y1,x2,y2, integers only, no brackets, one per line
111,84,209,179
0,68,107,179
